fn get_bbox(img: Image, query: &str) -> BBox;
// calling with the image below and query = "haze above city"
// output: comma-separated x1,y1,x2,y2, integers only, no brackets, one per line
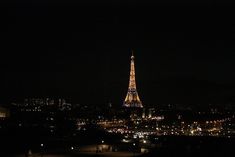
1,1,235,105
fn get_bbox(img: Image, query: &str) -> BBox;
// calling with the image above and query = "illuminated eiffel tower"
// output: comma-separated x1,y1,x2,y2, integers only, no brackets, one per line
123,51,143,108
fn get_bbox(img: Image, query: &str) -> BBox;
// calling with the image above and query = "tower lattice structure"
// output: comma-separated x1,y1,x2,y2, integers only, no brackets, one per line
123,51,143,108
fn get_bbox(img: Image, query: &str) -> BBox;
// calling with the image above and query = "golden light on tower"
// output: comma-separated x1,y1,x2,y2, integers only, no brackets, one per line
123,50,143,108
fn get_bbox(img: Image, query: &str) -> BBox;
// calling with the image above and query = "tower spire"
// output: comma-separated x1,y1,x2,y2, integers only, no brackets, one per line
123,50,143,108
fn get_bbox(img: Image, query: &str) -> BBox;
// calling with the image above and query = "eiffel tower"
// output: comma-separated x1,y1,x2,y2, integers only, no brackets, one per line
123,51,143,108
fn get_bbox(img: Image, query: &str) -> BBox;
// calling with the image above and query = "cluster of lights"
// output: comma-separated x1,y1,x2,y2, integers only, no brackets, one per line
21,108,42,112
97,116,235,138
75,114,234,139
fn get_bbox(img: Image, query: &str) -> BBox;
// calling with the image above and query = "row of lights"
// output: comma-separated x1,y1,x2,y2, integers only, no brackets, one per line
40,143,75,151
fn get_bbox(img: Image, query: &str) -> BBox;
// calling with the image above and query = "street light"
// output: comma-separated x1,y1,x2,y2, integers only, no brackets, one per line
133,143,136,157
40,144,44,157
102,140,104,144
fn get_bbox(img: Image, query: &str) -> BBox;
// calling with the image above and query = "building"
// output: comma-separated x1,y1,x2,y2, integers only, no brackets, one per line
0,106,10,118
123,51,143,108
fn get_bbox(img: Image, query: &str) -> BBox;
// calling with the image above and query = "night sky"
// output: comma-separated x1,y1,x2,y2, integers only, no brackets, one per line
1,1,235,106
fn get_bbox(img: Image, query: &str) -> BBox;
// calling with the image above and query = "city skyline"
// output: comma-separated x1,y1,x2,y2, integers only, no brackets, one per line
0,2,234,157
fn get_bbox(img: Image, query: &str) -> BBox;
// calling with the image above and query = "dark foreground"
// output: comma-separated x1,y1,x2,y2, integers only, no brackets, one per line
0,135,234,157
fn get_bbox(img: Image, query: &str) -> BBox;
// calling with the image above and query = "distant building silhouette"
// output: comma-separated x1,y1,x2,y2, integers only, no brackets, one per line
0,106,10,118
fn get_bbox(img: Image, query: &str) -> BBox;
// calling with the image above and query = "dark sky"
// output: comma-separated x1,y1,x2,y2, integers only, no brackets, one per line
1,1,235,106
